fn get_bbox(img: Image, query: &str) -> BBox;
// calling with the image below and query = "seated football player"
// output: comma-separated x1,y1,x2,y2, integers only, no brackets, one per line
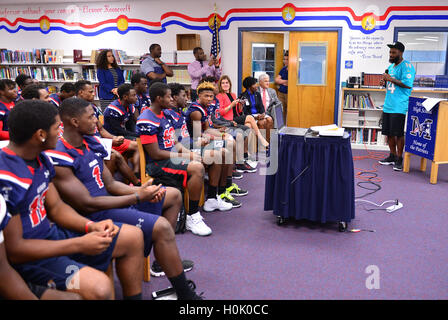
14,74,33,102
137,82,232,237
1,100,145,300
131,73,151,114
199,77,256,176
49,82,76,107
21,84,52,103
50,97,197,287
102,84,140,176
185,81,247,208
0,194,81,300
0,79,18,141
75,80,140,186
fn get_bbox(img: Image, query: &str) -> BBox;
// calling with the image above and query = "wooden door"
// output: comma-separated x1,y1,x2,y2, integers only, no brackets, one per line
241,32,284,92
288,31,338,128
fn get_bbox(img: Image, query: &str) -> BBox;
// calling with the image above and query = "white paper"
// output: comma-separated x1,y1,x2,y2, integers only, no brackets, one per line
310,124,338,132
422,97,446,112
0,140,9,149
99,138,113,160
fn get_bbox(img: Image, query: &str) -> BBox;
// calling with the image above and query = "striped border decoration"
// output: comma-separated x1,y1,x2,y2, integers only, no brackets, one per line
1,4,448,35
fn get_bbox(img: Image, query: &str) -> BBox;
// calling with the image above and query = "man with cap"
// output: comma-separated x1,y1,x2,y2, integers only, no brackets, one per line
378,41,415,171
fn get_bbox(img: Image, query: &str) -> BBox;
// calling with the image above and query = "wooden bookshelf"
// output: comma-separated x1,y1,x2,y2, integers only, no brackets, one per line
340,86,448,151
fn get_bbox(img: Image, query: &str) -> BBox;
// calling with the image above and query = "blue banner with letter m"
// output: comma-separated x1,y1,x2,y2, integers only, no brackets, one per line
405,97,438,161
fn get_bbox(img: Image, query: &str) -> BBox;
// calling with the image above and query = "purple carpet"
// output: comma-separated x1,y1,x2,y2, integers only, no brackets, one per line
114,149,448,300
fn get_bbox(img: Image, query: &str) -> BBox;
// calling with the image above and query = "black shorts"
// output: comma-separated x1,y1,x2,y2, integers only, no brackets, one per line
146,158,190,190
381,112,406,137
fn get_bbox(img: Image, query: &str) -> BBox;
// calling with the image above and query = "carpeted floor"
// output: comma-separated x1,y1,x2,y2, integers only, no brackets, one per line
114,149,448,300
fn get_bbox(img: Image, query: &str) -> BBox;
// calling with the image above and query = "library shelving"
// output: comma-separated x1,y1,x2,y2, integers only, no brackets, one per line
340,87,448,150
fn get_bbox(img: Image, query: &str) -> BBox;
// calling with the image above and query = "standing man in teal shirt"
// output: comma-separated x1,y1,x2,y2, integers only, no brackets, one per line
378,41,415,171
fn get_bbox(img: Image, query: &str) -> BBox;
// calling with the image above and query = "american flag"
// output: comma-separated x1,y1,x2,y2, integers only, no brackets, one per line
210,13,221,66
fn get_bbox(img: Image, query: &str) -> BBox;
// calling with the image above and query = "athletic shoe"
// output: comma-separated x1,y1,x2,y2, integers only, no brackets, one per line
232,170,243,180
227,183,248,197
150,259,194,277
378,153,397,165
393,157,403,171
203,196,233,212
235,163,256,173
245,159,258,169
186,280,204,300
186,212,212,236
219,191,242,208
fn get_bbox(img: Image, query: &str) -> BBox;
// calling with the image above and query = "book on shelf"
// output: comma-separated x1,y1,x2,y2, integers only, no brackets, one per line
344,93,378,109
361,72,383,88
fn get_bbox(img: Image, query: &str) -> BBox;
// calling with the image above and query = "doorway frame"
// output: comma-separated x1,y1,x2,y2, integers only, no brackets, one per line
238,27,342,124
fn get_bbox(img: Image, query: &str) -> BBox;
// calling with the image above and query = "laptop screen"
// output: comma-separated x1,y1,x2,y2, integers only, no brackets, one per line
275,105,284,129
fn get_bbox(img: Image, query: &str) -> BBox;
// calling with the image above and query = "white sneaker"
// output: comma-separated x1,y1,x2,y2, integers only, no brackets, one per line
186,212,212,236
203,196,233,212
246,159,258,169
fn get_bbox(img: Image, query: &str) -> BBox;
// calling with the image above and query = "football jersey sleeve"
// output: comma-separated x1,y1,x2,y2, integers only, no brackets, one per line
104,104,124,119
45,150,75,168
0,194,11,243
136,111,161,144
400,62,415,88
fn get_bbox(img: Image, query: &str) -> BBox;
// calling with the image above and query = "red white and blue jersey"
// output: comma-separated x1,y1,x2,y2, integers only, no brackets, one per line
184,101,208,137
0,147,55,240
103,99,136,136
15,89,23,103
135,93,151,114
49,93,61,107
136,108,175,161
207,97,221,128
164,108,190,142
46,135,109,198
0,101,15,132
0,194,11,244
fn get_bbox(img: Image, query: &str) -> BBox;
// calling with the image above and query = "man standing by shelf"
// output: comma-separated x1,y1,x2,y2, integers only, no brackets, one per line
378,41,415,171
187,47,221,102
140,44,173,89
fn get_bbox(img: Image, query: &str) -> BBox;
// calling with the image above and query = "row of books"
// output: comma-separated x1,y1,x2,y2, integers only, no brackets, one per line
344,93,380,109
123,69,141,82
346,128,386,145
413,75,448,88
0,48,64,64
0,66,81,81
361,72,383,87
82,68,98,82
342,110,381,127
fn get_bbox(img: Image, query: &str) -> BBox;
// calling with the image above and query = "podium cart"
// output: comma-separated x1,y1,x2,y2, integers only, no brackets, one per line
403,98,448,184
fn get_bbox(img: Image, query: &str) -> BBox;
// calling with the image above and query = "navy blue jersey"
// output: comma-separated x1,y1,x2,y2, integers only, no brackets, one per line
103,99,136,136
0,194,11,244
135,93,151,114
184,101,208,137
46,135,109,198
0,101,15,132
207,97,221,128
0,147,55,240
136,108,175,161
164,108,190,142
49,93,61,108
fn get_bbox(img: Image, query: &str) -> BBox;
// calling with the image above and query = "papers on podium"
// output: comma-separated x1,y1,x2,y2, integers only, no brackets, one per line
310,124,345,137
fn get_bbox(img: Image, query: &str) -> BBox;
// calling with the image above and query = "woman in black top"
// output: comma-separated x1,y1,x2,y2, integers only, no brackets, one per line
240,76,274,143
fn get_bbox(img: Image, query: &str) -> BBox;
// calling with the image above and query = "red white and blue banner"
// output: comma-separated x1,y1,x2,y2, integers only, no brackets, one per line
1,4,448,36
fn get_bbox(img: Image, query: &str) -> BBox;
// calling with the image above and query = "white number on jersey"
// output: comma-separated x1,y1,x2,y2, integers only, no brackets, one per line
387,82,395,94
